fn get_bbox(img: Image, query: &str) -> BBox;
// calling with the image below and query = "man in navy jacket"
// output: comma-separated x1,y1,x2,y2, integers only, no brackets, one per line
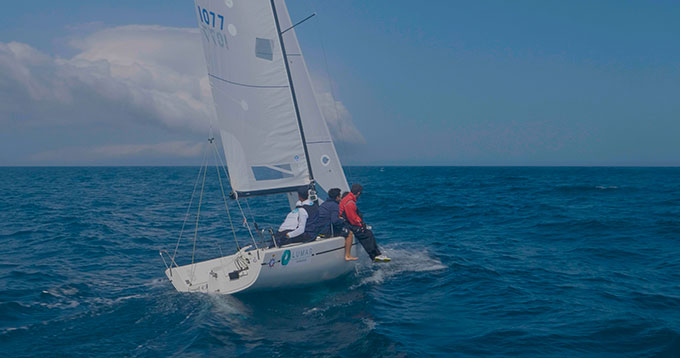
315,188,358,261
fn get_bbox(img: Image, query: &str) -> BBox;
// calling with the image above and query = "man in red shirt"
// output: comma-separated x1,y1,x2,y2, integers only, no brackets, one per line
340,183,391,262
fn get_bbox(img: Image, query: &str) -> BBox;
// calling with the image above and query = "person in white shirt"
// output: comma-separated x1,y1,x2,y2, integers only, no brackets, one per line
275,187,318,246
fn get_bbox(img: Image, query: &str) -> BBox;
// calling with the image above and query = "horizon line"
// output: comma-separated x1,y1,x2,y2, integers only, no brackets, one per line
1,164,679,168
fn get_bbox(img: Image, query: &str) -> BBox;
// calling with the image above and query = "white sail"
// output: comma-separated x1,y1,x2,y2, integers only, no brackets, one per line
274,0,350,195
195,0,310,196
162,0,368,296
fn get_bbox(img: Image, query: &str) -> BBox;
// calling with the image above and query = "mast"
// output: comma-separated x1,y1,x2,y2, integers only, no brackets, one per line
270,0,315,184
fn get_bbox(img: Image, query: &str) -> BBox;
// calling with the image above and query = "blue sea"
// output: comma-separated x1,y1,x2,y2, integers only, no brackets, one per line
1,166,679,357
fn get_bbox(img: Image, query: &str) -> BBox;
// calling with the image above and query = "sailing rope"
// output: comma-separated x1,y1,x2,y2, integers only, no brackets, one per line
172,146,208,262
190,155,209,267
211,136,259,249
245,198,265,241
210,140,240,251
235,199,258,249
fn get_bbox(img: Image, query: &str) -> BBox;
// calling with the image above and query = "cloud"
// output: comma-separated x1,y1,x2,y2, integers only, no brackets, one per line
315,91,366,144
0,25,364,164
92,141,203,158
0,26,212,133
30,141,204,164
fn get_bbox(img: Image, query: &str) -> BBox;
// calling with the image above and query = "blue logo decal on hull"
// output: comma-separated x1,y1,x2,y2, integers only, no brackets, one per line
281,250,291,266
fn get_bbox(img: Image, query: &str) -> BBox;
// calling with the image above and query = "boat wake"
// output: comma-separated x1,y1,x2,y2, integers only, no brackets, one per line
354,245,447,287
207,293,252,317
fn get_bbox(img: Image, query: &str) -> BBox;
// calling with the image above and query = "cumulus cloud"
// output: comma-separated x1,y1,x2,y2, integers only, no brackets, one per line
0,26,213,133
315,91,366,144
0,24,363,164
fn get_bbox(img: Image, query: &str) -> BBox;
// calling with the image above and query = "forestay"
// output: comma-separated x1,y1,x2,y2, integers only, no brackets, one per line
195,0,310,197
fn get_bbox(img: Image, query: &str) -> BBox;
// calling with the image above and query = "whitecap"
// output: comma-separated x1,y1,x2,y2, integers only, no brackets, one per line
38,300,80,309
60,287,79,296
303,307,323,315
362,317,376,331
1,326,29,335
354,245,447,287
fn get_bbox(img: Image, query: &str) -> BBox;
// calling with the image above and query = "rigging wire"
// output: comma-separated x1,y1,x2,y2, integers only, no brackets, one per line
300,0,354,182
235,199,259,249
244,198,264,241
320,40,354,183
190,153,209,268
210,140,240,251
207,122,240,252
172,145,208,262
211,135,259,248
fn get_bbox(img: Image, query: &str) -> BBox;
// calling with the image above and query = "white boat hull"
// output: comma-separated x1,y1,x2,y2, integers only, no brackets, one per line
164,236,357,294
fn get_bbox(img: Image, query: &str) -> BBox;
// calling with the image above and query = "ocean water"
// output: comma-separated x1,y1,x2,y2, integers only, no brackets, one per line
1,166,679,357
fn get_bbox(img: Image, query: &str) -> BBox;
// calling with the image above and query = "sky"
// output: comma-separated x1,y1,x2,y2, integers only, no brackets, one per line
1,0,679,166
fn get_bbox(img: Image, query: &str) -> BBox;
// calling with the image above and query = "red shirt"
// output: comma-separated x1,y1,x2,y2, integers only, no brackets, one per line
339,192,362,226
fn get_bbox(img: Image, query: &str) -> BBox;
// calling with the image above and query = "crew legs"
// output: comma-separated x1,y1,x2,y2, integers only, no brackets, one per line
353,228,381,260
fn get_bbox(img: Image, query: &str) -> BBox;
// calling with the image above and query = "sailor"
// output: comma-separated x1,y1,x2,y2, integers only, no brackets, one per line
275,187,318,246
316,188,358,261
339,183,391,262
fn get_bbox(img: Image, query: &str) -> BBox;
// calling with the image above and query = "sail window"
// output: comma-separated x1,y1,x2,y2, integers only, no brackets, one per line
255,38,274,61
252,164,294,181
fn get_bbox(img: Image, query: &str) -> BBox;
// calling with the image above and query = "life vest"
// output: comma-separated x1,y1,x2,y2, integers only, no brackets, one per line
302,202,320,236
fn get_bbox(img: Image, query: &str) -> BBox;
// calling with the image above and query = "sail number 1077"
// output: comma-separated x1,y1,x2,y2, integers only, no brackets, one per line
197,6,224,30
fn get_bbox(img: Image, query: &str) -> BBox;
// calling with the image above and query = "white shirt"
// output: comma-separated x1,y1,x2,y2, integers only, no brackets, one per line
278,199,313,237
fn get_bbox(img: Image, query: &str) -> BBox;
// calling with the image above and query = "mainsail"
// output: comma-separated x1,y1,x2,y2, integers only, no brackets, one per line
196,0,309,197
196,0,348,198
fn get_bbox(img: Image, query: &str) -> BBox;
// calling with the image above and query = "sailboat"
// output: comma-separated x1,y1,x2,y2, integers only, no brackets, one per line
160,0,358,294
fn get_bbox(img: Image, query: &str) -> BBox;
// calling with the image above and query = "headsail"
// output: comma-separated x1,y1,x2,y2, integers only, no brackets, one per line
195,0,310,197
274,0,350,194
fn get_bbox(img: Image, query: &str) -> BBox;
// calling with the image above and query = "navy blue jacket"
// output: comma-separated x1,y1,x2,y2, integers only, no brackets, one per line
313,199,344,236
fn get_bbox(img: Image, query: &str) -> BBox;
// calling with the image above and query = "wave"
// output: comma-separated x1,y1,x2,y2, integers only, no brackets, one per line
552,184,625,193
533,218,634,231
354,245,447,287
3,167,680,357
